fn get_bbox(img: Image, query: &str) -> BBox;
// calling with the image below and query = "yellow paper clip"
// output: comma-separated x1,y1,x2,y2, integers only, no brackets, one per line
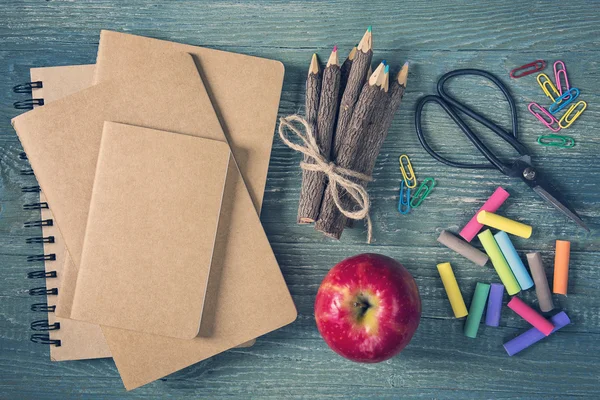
536,73,560,102
559,100,587,129
399,154,417,188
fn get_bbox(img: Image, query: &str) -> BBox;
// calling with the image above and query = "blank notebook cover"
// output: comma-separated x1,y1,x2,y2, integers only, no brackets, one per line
12,50,296,389
71,122,230,339
26,64,111,361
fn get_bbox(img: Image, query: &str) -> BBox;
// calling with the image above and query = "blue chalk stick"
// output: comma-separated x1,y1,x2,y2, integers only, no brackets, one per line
485,283,504,327
494,231,534,290
503,311,571,356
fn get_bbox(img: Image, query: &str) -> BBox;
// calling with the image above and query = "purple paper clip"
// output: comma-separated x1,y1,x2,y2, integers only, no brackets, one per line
528,102,561,132
553,61,570,97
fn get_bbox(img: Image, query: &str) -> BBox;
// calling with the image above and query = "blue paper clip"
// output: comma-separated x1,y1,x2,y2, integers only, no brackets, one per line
398,181,411,214
549,88,579,115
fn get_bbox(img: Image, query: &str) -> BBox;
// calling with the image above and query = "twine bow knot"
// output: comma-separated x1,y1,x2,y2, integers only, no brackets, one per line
278,115,374,243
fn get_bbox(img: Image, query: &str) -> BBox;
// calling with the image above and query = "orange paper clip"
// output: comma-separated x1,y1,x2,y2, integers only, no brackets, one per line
510,60,546,79
559,101,587,129
537,73,560,102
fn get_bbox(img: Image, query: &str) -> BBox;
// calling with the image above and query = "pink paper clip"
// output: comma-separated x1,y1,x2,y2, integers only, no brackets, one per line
528,102,561,132
553,61,570,97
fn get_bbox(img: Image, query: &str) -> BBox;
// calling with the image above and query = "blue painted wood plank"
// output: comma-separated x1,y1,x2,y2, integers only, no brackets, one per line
0,0,599,398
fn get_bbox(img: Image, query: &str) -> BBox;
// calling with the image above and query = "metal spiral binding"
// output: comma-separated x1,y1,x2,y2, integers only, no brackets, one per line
23,202,49,210
16,84,61,347
13,98,44,110
13,81,43,94
25,236,55,244
23,219,53,228
21,186,41,193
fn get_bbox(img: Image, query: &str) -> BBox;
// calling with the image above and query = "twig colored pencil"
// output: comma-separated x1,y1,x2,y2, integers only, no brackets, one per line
345,63,408,229
298,48,341,223
315,62,387,238
297,53,322,223
333,26,373,161
339,45,357,97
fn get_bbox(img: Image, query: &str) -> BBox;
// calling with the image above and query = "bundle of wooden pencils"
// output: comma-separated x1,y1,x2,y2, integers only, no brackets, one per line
297,26,409,240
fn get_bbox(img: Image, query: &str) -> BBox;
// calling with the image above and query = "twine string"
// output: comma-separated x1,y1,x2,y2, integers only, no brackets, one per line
278,115,373,243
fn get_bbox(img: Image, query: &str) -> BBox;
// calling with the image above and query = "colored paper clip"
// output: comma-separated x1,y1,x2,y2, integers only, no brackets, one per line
510,60,546,79
410,177,435,208
553,60,570,96
548,88,579,115
559,101,587,129
536,73,560,102
528,102,561,132
537,134,575,148
398,181,411,214
399,154,417,188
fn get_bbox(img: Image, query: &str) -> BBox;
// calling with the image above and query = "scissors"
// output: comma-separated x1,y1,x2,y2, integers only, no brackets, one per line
414,69,589,231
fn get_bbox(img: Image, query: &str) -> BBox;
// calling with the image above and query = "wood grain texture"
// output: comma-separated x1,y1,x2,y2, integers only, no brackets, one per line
1,0,599,399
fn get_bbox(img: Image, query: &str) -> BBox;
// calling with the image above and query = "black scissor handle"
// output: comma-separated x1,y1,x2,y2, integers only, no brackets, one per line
415,69,529,174
415,95,499,171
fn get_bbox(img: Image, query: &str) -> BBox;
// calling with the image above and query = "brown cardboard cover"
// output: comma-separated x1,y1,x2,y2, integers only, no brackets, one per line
71,122,230,339
13,50,296,389
29,64,111,361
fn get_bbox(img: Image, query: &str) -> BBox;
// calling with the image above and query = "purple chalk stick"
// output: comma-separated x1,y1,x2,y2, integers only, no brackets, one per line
503,311,571,356
485,283,504,327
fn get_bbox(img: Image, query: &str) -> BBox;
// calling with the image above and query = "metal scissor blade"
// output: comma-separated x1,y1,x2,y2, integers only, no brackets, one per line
532,185,590,232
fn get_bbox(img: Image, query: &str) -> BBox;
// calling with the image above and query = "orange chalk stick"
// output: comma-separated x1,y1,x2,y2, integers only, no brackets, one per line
553,240,571,295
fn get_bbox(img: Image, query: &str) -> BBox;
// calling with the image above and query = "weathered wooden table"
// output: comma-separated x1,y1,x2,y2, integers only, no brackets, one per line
1,1,598,398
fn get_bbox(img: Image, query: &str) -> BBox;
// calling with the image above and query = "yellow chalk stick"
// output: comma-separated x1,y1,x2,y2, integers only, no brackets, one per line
476,211,532,239
437,262,468,318
478,229,521,295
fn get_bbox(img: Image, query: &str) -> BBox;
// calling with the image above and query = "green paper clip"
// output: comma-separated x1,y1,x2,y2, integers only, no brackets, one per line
537,134,575,148
410,177,435,208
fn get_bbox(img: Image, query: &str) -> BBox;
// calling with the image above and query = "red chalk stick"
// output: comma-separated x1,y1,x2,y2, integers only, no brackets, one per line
507,297,554,336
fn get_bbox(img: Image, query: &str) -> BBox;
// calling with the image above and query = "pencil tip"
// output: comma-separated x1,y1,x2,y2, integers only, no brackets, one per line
384,65,390,74
367,25,372,33
382,60,387,66
397,62,409,86
333,45,337,52
309,53,320,75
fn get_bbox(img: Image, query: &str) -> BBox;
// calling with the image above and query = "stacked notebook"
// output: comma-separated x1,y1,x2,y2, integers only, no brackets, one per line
13,30,297,390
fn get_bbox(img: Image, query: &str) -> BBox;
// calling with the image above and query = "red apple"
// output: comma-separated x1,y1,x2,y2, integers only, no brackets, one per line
314,253,421,363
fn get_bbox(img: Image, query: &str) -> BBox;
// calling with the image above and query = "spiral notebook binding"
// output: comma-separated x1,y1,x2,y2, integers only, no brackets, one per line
31,334,61,346
16,82,61,348
13,98,44,110
22,185,41,193
26,236,55,244
13,81,43,94
27,254,56,262
23,202,49,210
23,219,53,228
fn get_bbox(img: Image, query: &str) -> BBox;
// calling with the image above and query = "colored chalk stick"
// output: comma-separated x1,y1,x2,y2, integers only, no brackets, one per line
494,231,534,290
460,187,510,242
526,252,555,312
477,211,532,239
437,262,468,318
507,297,554,336
464,282,490,338
503,311,570,356
437,230,489,267
485,283,504,327
553,240,570,295
478,230,521,295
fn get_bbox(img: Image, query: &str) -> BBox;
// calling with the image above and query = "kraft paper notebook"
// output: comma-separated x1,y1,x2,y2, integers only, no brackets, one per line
22,64,111,361
12,50,297,390
72,122,230,340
